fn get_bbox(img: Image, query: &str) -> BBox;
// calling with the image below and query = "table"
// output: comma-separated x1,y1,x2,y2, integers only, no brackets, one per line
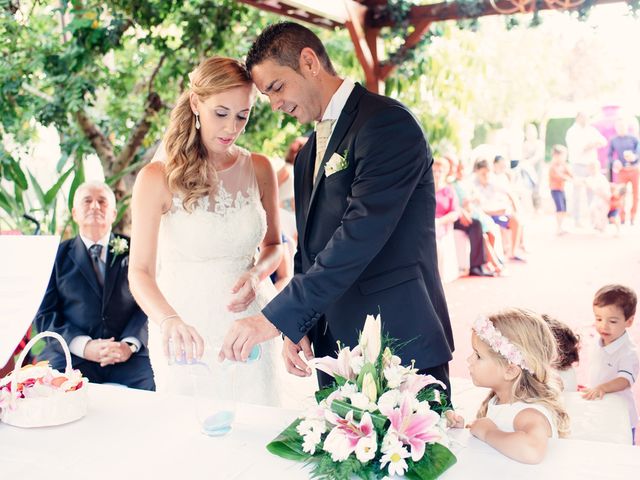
1,384,638,479
451,377,633,444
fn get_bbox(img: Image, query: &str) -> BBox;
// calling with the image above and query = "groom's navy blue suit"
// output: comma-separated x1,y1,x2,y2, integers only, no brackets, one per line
263,83,454,388
34,234,154,390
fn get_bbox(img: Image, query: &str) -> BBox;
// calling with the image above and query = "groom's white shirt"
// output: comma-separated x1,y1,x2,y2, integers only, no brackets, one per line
319,78,355,143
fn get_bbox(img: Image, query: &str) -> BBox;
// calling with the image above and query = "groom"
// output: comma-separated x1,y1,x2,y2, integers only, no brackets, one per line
220,22,454,393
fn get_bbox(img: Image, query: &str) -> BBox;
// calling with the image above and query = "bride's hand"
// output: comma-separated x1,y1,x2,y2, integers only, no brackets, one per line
161,316,205,363
227,271,259,313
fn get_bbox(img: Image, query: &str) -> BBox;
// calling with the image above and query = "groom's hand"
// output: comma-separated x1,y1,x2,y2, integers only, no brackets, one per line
218,314,279,362
283,336,313,377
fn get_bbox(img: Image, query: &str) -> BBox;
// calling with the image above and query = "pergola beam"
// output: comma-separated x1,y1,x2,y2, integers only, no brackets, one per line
367,0,626,26
237,0,629,93
344,1,382,92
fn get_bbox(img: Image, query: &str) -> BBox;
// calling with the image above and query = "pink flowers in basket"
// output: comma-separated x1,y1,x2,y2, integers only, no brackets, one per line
267,315,456,479
0,361,84,409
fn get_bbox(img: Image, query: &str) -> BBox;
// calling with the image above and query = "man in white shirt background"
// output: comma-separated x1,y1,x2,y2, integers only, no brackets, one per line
565,111,607,228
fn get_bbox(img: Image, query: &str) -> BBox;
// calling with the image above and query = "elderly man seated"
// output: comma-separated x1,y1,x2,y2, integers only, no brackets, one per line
34,181,154,390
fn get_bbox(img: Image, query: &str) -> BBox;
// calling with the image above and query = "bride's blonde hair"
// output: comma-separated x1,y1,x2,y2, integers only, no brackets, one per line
476,308,570,438
163,57,251,212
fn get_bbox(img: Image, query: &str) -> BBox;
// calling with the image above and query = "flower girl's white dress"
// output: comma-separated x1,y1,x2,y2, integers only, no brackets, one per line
486,397,558,438
149,146,282,406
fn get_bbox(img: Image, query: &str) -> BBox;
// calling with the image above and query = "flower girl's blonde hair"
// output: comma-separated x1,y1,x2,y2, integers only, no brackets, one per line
476,307,570,438
163,57,251,212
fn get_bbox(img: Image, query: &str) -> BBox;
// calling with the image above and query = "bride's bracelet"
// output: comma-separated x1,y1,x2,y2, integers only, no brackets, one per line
159,314,179,329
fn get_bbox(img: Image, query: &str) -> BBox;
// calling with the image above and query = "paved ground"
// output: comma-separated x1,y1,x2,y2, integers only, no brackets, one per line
445,213,640,443
280,212,640,441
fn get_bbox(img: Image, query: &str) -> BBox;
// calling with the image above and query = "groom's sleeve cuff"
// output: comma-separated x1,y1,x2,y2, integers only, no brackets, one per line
263,301,322,344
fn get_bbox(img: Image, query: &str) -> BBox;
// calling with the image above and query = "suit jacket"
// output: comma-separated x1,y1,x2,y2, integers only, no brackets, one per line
35,234,149,369
263,83,454,370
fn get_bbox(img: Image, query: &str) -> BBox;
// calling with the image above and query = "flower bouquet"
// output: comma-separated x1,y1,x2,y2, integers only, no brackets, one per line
0,331,88,428
267,315,456,479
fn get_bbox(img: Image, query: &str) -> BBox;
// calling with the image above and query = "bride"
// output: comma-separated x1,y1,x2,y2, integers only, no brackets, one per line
129,57,284,406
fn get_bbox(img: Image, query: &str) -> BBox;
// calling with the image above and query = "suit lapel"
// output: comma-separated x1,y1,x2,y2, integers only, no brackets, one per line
69,236,103,299
103,234,118,305
305,83,365,222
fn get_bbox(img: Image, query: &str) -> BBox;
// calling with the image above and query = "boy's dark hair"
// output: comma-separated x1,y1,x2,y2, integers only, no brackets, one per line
246,22,336,76
473,158,489,171
542,314,580,370
493,155,505,164
593,284,637,319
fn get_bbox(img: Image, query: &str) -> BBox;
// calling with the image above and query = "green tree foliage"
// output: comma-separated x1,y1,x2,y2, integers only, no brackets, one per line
0,1,479,232
0,0,292,232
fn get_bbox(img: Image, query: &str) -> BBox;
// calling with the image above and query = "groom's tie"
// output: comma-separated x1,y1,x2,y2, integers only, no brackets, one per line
313,119,334,182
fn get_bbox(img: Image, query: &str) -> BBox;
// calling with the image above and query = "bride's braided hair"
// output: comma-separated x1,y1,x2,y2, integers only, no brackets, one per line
476,308,571,438
163,57,251,212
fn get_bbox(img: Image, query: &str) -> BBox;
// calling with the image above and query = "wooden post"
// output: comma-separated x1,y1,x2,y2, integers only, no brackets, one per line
344,1,383,93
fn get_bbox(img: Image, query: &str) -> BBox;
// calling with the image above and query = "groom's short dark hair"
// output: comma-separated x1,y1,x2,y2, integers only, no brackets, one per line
246,22,337,76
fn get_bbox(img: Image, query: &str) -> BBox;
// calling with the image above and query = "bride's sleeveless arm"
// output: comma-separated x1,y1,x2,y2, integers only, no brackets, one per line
128,162,204,361
228,153,283,312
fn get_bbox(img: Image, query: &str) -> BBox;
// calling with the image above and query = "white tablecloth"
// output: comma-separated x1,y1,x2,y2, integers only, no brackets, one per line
451,377,633,444
1,384,638,479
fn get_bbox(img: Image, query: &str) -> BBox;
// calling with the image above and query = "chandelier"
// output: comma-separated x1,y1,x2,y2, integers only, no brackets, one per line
488,0,586,14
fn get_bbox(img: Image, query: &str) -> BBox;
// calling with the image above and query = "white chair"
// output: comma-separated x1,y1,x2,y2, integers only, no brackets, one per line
453,229,471,274
563,392,632,444
436,229,460,283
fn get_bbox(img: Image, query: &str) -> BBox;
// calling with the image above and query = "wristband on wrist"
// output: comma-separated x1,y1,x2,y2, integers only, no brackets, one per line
159,314,179,329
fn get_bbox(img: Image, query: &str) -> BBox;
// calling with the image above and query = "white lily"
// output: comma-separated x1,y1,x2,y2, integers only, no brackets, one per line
360,314,382,363
362,372,378,403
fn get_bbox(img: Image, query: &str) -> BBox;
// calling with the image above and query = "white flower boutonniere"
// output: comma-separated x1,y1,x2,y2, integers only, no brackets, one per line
325,148,349,177
109,237,128,266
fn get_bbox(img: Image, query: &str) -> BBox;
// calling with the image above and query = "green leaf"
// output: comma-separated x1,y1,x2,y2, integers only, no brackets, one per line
114,194,131,225
44,166,74,206
0,187,17,215
314,386,335,404
105,158,144,186
28,169,47,208
8,157,28,190
356,362,378,393
334,374,347,387
330,399,387,431
68,162,85,214
405,443,457,480
13,182,25,212
266,418,311,462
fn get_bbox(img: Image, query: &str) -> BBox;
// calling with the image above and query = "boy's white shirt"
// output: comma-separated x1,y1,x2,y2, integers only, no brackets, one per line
589,331,639,426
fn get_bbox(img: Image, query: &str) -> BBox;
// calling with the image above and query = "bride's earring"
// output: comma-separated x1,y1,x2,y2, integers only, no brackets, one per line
194,112,201,130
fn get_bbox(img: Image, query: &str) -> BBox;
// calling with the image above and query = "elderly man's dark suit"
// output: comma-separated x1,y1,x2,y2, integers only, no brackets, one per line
35,234,154,390
263,83,454,393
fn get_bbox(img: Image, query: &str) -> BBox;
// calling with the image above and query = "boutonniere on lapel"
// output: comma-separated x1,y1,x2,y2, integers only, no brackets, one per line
108,237,128,266
324,148,349,177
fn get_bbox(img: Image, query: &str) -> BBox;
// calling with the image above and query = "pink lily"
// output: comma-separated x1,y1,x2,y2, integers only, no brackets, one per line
309,345,362,381
385,398,441,462
399,373,446,397
323,410,377,462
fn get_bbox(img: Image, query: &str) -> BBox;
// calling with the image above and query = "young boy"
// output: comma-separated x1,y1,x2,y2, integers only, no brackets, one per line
548,145,572,235
582,284,638,443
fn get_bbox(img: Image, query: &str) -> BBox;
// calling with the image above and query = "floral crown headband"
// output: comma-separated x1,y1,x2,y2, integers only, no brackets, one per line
473,316,532,373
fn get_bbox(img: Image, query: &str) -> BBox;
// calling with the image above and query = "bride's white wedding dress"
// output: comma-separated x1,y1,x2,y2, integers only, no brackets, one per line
148,146,283,406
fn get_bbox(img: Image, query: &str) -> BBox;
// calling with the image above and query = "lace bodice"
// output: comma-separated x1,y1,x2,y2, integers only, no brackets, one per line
158,146,266,266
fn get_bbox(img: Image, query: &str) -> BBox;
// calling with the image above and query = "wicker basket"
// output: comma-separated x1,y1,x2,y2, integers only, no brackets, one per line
0,331,88,428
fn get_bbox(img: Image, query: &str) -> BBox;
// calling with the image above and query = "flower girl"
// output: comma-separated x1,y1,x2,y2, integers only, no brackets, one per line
449,308,570,463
